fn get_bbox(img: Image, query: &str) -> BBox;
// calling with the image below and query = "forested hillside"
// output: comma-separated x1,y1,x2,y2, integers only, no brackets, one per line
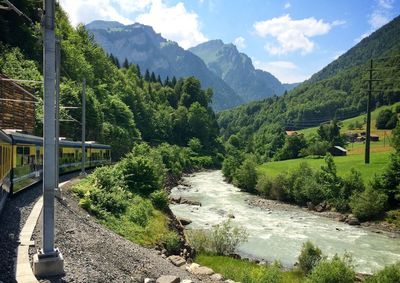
218,15,400,160
85,20,244,111
0,3,221,161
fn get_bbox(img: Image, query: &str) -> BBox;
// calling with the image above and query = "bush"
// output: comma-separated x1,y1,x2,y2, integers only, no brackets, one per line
211,220,249,255
396,105,400,113
128,198,154,226
257,263,284,283
300,140,330,157
116,145,165,196
90,165,121,191
350,186,388,221
385,210,400,227
298,241,322,274
186,220,248,255
307,255,355,283
366,262,400,283
87,187,129,217
150,190,169,211
185,229,209,253
391,123,400,153
161,232,181,255
233,157,258,193
376,109,398,129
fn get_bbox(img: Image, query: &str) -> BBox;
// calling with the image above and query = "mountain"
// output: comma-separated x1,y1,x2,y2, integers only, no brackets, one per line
86,20,243,111
282,82,300,92
217,15,400,159
189,40,286,103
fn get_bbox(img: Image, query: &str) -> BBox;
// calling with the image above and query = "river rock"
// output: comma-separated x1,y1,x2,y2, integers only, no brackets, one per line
181,280,194,283
186,263,214,275
210,273,224,281
229,253,241,259
170,196,181,204
168,255,186,267
307,202,315,211
144,279,156,283
315,204,324,212
156,275,180,283
177,217,192,226
346,214,360,225
336,215,346,222
180,198,202,206
227,213,235,219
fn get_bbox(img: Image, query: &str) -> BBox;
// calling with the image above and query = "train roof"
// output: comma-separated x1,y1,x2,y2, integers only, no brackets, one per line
0,129,12,143
3,130,111,149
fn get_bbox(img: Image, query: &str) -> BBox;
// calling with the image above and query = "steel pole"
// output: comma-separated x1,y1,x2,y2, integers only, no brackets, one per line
81,79,86,175
55,39,60,192
42,0,56,254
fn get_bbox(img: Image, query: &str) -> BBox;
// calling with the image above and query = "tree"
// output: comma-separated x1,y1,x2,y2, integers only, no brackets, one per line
274,134,307,160
376,109,398,129
391,122,400,153
123,58,130,68
317,120,345,146
233,156,258,192
144,69,150,81
150,71,156,82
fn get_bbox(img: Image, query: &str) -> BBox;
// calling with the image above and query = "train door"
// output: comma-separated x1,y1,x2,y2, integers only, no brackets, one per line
35,146,40,177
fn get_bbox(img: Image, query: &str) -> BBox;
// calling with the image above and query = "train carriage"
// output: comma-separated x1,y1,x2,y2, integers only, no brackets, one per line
0,130,12,212
0,130,111,213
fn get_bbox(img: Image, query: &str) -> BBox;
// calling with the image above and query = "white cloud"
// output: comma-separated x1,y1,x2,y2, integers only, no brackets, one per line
253,15,337,55
233,36,246,50
284,3,291,9
254,60,310,83
136,0,208,49
59,0,135,26
355,0,394,42
60,0,208,49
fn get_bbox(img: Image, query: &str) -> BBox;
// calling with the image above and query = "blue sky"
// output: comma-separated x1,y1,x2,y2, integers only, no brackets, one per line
60,0,400,83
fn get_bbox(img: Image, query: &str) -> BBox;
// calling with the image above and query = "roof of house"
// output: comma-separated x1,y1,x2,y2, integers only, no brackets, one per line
333,145,347,152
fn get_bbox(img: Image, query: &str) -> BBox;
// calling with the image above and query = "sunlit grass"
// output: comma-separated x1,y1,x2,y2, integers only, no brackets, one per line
257,151,392,183
196,253,304,283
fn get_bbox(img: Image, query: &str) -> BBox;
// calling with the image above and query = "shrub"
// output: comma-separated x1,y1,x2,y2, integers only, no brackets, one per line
233,157,258,193
150,190,169,211
307,255,355,283
211,220,249,255
300,140,330,157
391,123,400,153
298,241,323,274
185,229,209,253
117,147,165,196
90,165,121,191
366,262,400,283
87,187,129,217
161,232,181,255
186,220,248,255
128,198,154,226
376,109,398,129
396,105,400,113
385,210,400,227
350,186,388,221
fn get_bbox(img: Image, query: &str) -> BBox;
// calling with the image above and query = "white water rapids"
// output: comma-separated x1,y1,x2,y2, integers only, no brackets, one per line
170,170,400,274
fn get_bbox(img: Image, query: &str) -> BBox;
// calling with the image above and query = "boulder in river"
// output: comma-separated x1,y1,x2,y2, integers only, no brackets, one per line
156,275,180,283
177,217,192,226
180,198,202,206
346,214,360,226
307,202,315,211
168,255,186,267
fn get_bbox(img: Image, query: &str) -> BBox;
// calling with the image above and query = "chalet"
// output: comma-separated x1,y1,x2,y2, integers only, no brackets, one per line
0,74,37,134
328,146,347,156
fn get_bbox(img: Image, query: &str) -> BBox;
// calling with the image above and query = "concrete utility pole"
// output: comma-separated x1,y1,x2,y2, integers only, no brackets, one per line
365,59,373,164
33,0,64,276
81,79,86,176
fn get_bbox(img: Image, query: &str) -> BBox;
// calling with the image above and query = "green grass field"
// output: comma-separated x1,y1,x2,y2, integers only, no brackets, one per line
257,151,392,183
298,102,400,138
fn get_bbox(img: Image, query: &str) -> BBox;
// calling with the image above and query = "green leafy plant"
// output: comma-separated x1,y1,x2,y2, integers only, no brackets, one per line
298,241,323,274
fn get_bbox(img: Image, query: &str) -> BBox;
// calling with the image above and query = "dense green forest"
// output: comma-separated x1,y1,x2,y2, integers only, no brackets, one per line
0,2,221,162
218,15,400,162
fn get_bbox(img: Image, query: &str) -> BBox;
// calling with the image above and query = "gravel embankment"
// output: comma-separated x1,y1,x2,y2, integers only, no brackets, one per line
29,180,199,283
0,173,81,283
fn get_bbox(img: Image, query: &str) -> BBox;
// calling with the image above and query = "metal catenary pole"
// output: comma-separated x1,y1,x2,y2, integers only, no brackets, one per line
81,79,86,175
42,0,56,254
365,59,372,164
55,39,60,192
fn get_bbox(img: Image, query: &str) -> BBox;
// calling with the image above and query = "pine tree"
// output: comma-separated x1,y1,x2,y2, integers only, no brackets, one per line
171,76,177,87
136,64,141,78
157,75,162,85
164,76,170,87
123,58,130,69
144,69,150,81
150,71,156,82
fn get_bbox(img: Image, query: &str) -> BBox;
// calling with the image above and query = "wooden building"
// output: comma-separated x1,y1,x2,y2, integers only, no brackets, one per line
0,74,37,134
328,145,347,156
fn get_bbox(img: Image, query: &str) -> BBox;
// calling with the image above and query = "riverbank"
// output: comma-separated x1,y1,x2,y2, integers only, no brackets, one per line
247,196,400,238
170,170,400,274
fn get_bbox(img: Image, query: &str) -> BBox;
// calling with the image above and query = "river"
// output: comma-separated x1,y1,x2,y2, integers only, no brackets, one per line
170,170,400,274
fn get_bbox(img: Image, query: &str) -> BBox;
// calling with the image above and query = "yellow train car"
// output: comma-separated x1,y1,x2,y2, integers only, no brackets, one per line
0,130,12,212
3,130,111,195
